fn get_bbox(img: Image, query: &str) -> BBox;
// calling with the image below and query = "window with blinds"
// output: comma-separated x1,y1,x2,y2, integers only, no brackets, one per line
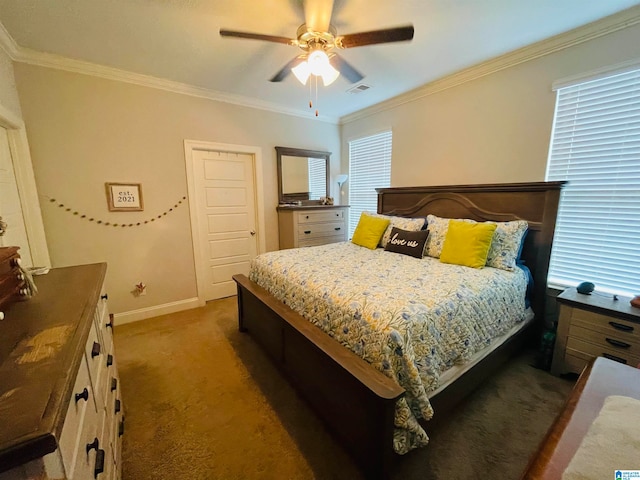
546,66,640,296
308,157,326,200
348,131,392,238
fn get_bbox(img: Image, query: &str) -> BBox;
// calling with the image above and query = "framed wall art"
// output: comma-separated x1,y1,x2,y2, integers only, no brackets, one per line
105,182,144,211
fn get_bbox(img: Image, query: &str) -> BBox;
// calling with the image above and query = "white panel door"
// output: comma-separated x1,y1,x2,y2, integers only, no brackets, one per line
192,149,257,300
0,126,32,263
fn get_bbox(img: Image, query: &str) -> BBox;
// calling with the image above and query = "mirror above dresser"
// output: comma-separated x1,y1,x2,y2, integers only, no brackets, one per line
276,146,330,205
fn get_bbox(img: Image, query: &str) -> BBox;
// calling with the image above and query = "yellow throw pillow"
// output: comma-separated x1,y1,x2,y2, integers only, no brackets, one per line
440,219,497,268
351,213,390,249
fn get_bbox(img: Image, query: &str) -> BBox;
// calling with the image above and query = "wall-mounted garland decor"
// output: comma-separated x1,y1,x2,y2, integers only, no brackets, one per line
42,195,187,228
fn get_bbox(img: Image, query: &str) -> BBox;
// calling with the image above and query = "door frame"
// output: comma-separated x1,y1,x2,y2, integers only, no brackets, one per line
0,102,50,267
184,139,265,306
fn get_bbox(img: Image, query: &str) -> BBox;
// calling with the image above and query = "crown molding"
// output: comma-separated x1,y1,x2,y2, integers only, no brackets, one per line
5,42,339,124
340,4,640,125
0,22,19,58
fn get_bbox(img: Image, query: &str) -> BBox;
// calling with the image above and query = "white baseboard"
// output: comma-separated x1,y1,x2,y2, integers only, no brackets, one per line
114,297,203,325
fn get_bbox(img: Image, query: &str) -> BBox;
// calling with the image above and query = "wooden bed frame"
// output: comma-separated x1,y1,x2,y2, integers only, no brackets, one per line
233,181,564,478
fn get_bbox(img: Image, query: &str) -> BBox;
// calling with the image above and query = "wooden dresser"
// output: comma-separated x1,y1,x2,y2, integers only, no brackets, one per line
551,288,640,376
277,205,349,249
0,263,124,480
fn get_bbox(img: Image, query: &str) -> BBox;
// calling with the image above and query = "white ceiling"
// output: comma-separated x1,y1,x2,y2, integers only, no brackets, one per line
1,0,640,121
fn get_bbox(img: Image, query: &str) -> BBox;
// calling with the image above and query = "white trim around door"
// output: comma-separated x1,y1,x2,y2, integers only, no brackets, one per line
0,102,51,268
184,140,265,306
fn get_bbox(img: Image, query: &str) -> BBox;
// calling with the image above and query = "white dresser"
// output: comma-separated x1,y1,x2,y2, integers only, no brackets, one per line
0,263,124,480
277,205,349,249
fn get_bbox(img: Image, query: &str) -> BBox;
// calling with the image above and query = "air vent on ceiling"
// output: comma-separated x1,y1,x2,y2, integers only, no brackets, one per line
347,84,371,94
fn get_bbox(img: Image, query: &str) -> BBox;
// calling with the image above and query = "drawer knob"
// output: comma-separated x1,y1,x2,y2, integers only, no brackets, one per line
75,387,89,403
605,338,631,349
101,293,108,300
106,313,114,329
609,321,633,332
111,377,118,392
304,230,311,234
334,227,341,231
250,230,256,236
86,437,99,454
305,215,309,219
118,419,125,437
91,342,101,358
115,398,121,414
0,312,4,321
17,273,24,281
94,449,105,478
106,354,113,367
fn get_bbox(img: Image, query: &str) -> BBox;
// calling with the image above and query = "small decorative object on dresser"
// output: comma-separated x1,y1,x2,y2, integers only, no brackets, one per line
631,295,640,308
0,246,30,321
551,287,640,376
277,205,349,249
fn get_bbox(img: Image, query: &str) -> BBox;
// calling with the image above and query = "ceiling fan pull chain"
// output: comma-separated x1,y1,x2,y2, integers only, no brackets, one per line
315,76,319,117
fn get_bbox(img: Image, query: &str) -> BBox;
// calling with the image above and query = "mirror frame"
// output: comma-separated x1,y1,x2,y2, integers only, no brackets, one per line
276,146,331,205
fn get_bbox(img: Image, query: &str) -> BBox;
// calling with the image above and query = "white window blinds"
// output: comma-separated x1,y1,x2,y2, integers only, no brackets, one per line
308,157,326,200
348,131,392,237
546,67,640,296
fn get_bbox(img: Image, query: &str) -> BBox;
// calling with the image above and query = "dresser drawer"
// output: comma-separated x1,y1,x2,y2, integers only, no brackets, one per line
297,221,345,239
299,234,346,248
566,336,640,367
59,355,97,477
298,210,344,224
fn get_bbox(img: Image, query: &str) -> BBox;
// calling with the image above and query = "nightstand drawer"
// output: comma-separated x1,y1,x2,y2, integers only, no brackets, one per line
298,210,344,224
570,308,639,342
567,336,640,367
569,324,640,356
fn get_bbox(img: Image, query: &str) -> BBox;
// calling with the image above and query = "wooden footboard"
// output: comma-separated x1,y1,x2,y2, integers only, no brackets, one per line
233,273,404,478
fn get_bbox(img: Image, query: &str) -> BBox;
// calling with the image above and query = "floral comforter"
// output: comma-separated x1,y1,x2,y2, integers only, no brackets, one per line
249,242,529,454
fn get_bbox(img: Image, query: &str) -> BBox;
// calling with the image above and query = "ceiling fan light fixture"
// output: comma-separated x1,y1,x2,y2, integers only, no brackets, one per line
320,64,339,86
292,50,339,86
292,61,311,85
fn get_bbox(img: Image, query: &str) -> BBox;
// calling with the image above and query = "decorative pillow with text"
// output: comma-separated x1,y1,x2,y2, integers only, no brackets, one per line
383,227,430,259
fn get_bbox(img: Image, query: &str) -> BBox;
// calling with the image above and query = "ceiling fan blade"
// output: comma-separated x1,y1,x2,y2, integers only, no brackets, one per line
330,54,364,83
337,25,414,49
220,29,294,45
269,56,307,82
303,0,335,32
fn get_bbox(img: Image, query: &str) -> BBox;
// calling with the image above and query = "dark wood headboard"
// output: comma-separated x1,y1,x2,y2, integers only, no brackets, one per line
376,181,565,330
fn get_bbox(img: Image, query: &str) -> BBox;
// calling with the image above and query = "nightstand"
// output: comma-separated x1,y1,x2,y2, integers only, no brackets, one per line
550,288,640,376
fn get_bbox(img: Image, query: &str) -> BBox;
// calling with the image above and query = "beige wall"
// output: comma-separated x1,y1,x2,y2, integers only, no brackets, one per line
341,23,640,188
14,64,340,315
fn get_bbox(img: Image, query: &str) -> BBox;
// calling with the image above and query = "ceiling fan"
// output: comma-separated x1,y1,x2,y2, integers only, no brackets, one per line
219,0,414,87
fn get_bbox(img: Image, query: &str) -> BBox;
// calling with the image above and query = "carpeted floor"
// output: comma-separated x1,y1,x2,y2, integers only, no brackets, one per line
114,297,574,479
